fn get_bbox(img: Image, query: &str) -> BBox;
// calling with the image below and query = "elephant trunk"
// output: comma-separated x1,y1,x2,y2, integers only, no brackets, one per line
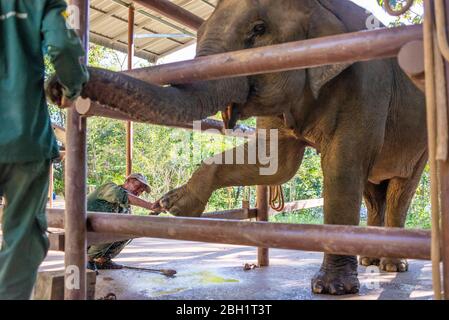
80,67,249,126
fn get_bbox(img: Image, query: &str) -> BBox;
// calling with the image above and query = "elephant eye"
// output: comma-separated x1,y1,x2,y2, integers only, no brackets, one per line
253,22,266,36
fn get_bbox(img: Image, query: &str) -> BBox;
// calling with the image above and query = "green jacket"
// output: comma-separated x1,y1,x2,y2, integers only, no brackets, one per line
0,0,89,163
87,182,131,214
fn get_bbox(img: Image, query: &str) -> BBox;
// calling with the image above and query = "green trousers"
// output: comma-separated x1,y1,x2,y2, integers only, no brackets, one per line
0,160,50,300
87,239,132,261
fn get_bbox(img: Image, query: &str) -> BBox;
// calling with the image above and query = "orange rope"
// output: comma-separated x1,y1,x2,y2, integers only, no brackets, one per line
384,0,414,16
269,185,285,212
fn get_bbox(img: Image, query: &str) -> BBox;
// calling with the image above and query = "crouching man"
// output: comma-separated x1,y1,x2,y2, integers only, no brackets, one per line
87,173,156,272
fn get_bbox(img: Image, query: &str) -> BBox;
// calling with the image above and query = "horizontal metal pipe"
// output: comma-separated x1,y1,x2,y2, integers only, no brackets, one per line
75,99,255,137
123,24,423,85
46,209,431,260
47,207,256,226
202,208,257,220
133,0,204,31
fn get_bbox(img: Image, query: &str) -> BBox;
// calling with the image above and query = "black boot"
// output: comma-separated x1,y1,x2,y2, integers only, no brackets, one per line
87,260,99,275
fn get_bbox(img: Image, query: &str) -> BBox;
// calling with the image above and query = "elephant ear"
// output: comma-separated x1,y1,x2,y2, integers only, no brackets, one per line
307,2,352,99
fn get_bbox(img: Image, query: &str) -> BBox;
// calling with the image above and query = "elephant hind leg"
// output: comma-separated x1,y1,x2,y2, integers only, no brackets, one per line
380,151,428,272
359,181,388,267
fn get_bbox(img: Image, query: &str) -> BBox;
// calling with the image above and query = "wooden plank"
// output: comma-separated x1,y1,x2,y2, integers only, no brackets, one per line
48,230,65,251
34,270,96,300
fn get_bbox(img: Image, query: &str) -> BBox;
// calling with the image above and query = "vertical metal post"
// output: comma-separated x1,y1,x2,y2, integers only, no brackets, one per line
423,0,442,300
256,185,269,267
64,0,89,300
126,4,135,177
440,153,449,299
441,0,449,299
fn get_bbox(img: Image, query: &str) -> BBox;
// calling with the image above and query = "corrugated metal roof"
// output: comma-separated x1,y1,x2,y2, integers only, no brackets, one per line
89,0,218,62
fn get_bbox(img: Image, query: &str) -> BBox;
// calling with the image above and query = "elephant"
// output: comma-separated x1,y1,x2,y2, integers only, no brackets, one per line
155,0,427,295
48,0,426,295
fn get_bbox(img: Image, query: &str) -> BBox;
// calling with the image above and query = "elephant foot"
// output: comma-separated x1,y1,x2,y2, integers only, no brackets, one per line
359,256,380,267
380,258,408,272
159,184,207,217
311,254,360,295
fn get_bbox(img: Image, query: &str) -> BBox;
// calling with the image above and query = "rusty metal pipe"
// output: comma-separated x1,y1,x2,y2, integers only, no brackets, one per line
123,24,423,86
126,4,135,177
424,0,443,300
440,0,449,300
257,185,269,267
46,209,431,260
133,0,204,30
47,207,256,226
65,0,88,300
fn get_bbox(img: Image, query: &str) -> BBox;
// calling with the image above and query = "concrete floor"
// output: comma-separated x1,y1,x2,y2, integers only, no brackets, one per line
39,237,434,300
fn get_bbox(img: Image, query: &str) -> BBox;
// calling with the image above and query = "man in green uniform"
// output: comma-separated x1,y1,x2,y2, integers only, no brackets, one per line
87,173,156,272
0,0,89,299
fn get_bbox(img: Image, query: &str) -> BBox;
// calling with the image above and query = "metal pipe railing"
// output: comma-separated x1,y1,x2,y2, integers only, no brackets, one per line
256,185,269,267
65,0,89,301
46,209,431,260
121,24,423,86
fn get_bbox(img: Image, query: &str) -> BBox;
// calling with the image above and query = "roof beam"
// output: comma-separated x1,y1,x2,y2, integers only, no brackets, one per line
89,6,184,52
133,0,204,30
200,0,216,8
90,3,123,27
111,0,196,37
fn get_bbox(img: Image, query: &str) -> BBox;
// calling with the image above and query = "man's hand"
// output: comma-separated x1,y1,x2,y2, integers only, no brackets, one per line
45,75,74,109
148,201,165,215
45,75,63,106
127,194,165,215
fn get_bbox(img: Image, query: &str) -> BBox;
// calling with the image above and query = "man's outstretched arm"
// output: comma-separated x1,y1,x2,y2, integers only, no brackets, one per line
42,0,89,103
127,194,158,214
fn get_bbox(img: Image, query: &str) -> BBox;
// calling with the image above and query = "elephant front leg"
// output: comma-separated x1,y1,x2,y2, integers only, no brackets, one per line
312,255,359,295
312,149,368,295
159,136,305,217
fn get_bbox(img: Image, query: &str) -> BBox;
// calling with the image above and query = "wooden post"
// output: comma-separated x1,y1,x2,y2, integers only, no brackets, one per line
126,4,134,177
256,185,269,267
64,0,89,300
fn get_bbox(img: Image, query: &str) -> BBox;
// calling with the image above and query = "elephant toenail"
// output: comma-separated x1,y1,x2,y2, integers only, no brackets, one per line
329,283,345,295
312,282,324,294
348,285,359,294
386,264,397,272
